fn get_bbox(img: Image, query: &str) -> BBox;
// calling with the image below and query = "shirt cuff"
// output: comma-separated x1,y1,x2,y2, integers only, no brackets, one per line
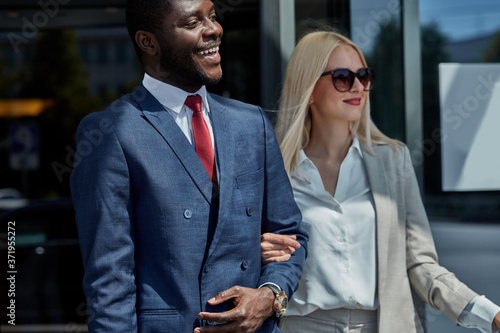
458,295,500,333
258,282,282,292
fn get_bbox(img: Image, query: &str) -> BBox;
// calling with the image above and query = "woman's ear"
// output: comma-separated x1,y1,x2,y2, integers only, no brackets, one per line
135,30,158,56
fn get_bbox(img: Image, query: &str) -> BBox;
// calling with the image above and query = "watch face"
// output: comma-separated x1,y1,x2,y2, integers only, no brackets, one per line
275,292,288,317
280,297,288,309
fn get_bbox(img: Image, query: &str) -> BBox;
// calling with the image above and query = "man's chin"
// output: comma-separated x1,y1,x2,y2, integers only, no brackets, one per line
204,73,223,86
197,68,222,86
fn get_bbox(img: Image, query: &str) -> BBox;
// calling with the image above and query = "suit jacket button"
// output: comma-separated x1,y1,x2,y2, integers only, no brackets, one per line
241,260,249,270
246,207,253,216
183,209,192,219
204,265,211,273
207,321,215,326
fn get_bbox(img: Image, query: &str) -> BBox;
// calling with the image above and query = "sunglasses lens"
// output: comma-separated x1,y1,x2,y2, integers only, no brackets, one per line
358,68,374,90
326,68,375,92
332,69,353,92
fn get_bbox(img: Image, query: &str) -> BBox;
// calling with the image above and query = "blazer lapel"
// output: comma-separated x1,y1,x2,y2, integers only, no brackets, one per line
361,144,394,296
204,94,235,256
133,85,213,204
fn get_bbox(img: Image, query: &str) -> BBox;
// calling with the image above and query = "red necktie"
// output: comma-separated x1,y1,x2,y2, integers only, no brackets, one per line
185,95,216,183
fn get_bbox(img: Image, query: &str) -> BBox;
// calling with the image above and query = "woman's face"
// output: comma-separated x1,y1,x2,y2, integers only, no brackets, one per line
309,44,368,127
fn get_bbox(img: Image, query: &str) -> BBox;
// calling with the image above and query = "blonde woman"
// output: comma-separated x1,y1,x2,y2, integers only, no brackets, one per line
261,31,500,333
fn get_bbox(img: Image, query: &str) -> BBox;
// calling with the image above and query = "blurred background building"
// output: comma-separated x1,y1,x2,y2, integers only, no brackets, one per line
0,0,499,332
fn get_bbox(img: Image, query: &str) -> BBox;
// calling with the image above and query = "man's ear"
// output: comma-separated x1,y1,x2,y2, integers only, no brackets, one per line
135,30,158,56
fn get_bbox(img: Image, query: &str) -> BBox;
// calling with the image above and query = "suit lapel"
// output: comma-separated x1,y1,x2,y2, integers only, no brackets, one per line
133,85,213,204
361,144,394,296
205,94,235,256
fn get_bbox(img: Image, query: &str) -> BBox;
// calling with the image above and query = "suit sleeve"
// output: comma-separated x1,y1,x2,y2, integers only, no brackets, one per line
257,108,308,299
70,114,137,332
403,145,478,323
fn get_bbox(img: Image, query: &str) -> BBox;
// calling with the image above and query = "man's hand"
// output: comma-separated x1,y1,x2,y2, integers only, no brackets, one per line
194,286,274,333
261,233,301,264
493,311,500,331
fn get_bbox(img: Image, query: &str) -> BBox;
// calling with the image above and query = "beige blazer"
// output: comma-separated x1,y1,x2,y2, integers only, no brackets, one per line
361,143,477,332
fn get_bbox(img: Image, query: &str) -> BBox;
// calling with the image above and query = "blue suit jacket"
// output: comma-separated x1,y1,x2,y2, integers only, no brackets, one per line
70,85,307,332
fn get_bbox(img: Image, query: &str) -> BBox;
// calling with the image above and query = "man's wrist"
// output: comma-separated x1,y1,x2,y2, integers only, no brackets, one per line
259,283,288,318
259,286,275,317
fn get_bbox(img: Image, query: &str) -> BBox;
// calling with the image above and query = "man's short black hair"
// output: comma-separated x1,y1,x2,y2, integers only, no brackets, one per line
126,0,173,63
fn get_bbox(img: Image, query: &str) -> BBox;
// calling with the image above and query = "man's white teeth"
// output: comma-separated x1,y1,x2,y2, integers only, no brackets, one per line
199,46,219,55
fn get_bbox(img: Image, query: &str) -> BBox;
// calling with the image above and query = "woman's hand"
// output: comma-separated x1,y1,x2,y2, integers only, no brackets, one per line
261,233,301,264
493,311,500,331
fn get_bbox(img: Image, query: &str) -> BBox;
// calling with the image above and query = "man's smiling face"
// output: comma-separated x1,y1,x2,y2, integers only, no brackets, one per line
156,0,223,92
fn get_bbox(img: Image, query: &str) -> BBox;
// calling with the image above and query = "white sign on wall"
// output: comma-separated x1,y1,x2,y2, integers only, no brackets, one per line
440,63,500,191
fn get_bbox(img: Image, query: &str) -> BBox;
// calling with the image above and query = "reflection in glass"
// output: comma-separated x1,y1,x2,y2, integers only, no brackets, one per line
420,0,500,219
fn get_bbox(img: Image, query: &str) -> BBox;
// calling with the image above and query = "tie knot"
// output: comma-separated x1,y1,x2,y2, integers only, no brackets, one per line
185,94,202,114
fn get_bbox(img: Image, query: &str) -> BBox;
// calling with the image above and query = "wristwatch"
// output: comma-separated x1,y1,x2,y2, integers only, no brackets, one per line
262,284,288,318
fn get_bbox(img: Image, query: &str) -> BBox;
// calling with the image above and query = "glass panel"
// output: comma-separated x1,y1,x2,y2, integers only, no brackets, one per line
295,0,350,39
210,0,260,105
420,0,500,219
0,27,141,199
0,199,84,325
350,0,404,141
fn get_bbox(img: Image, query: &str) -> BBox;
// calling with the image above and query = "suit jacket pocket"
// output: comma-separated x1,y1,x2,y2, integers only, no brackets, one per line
138,309,180,332
235,168,264,189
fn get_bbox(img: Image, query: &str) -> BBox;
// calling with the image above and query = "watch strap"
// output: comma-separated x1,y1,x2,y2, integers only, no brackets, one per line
260,283,287,318
261,283,281,296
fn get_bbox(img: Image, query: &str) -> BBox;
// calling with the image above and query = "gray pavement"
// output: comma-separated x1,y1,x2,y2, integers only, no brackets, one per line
426,221,500,333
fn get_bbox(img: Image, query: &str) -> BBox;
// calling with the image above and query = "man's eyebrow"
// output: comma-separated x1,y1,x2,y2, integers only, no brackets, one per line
179,4,216,20
179,10,198,20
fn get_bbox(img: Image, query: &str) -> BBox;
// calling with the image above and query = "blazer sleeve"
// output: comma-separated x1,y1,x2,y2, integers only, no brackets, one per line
257,108,308,299
403,145,478,323
70,113,137,332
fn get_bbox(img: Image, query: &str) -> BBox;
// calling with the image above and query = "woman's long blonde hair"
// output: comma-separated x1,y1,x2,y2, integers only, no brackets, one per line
275,30,401,178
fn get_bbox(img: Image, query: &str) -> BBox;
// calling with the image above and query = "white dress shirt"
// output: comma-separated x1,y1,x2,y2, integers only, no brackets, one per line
458,296,500,332
285,138,378,316
142,73,218,180
285,138,500,332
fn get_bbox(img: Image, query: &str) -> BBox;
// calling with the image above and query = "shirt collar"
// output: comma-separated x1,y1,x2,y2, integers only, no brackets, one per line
298,137,363,166
142,73,209,114
351,137,363,159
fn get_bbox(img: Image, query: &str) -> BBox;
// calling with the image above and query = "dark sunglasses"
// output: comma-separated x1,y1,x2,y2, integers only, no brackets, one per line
320,68,375,92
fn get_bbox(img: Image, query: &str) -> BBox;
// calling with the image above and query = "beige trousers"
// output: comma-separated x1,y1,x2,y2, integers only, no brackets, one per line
279,308,378,333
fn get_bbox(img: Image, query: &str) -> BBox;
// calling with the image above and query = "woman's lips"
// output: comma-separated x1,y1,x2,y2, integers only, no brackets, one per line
343,98,361,106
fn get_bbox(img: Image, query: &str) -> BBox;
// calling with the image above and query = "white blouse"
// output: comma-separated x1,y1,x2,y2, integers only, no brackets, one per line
285,138,378,316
